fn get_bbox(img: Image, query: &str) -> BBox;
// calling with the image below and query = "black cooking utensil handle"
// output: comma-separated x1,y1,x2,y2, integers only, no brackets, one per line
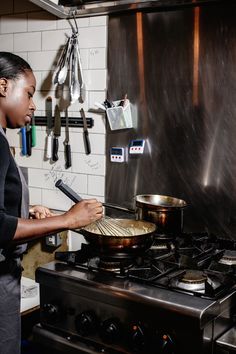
55,179,82,203
56,179,135,213
21,127,27,156
103,203,135,213
65,143,72,169
83,130,91,155
52,136,59,161
26,124,32,156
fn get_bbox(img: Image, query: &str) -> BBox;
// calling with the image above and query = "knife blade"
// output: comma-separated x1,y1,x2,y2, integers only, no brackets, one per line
80,108,91,155
52,104,61,162
64,108,71,169
46,97,53,159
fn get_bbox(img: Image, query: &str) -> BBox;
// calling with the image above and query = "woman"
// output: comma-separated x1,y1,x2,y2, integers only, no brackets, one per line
0,52,103,354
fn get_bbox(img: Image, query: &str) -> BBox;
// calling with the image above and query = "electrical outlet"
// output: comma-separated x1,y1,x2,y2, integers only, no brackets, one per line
45,234,62,248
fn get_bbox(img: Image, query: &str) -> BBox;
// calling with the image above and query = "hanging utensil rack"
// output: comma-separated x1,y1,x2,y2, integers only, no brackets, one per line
33,116,94,128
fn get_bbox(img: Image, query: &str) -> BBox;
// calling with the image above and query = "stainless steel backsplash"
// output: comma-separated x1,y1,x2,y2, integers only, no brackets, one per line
106,2,236,239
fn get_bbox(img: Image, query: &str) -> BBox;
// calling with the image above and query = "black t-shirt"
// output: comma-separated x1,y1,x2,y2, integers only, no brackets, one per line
0,133,21,248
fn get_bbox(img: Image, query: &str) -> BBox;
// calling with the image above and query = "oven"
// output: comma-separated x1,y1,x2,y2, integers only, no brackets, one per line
33,233,236,353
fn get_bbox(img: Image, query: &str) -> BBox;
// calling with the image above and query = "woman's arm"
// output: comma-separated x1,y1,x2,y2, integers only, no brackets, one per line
13,199,103,244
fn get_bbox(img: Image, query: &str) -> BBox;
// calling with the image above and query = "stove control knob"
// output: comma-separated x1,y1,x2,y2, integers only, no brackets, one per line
75,311,98,336
42,303,59,323
160,333,175,354
130,324,146,350
100,318,122,343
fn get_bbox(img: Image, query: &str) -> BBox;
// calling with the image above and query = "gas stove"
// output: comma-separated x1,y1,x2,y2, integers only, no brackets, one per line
33,233,236,354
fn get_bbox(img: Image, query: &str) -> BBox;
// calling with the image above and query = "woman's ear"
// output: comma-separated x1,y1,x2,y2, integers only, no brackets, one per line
0,78,8,97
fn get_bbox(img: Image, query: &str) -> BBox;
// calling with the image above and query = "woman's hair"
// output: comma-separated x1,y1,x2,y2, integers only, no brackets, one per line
0,52,32,80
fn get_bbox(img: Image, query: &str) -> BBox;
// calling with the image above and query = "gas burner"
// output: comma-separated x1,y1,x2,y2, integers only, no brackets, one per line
151,241,175,251
154,233,175,241
175,270,207,292
219,250,236,265
97,258,133,273
149,240,175,259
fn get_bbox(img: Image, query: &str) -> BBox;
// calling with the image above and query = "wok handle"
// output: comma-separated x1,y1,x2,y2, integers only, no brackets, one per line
55,179,82,203
55,179,135,214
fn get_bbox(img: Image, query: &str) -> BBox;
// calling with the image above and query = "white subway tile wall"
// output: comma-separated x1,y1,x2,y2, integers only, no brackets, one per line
1,0,107,211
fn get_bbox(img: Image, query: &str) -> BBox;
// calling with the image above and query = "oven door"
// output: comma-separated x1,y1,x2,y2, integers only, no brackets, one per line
215,326,236,354
33,324,124,354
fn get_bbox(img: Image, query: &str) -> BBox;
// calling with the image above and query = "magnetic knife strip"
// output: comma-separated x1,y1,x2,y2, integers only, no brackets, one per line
34,116,94,128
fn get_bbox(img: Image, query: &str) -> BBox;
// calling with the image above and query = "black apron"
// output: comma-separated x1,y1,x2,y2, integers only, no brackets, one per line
0,127,29,354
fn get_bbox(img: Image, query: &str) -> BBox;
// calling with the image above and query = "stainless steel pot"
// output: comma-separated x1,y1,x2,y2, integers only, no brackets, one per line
134,194,187,235
103,195,187,236
55,179,187,237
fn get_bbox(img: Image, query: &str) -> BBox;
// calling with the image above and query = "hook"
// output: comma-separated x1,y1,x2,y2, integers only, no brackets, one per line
71,11,78,35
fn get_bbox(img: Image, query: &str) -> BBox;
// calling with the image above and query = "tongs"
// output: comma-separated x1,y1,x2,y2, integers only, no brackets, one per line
53,14,86,104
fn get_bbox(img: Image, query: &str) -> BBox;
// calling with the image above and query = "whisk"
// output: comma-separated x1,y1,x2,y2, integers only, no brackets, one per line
94,216,132,236
55,180,132,236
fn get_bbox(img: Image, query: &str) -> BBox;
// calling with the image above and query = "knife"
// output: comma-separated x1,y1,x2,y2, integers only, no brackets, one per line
46,97,53,159
20,126,27,156
26,123,32,156
64,108,71,169
31,113,36,147
52,104,61,162
80,108,91,155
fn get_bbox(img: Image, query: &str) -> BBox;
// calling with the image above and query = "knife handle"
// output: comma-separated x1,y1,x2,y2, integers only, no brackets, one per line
65,143,72,169
83,130,91,155
46,134,52,159
52,136,59,161
21,127,27,156
31,125,36,147
26,124,32,156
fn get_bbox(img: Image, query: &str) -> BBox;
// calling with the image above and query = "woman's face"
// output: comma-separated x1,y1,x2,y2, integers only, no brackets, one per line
0,69,36,128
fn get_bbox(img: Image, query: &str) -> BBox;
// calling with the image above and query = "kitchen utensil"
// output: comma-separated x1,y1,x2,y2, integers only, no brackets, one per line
57,36,74,85
20,126,27,156
76,36,86,103
80,108,91,155
52,105,61,162
55,179,133,236
135,194,187,235
84,192,186,236
55,179,134,213
26,123,32,156
70,38,80,104
94,102,106,111
46,97,53,159
31,113,36,147
55,179,155,254
94,217,133,236
64,108,71,169
78,218,156,255
53,36,70,85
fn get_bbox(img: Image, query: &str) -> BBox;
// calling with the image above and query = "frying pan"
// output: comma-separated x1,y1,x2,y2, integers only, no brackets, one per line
73,219,156,257
55,180,156,256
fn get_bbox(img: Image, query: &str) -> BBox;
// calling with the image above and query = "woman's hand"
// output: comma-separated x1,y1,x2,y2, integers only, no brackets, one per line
29,205,55,219
64,199,103,229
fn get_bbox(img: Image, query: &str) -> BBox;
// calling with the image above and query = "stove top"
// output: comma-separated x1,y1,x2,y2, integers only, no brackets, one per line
55,232,236,300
